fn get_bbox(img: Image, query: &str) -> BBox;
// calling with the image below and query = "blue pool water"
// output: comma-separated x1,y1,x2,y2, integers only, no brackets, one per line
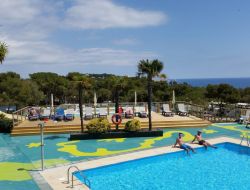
75,143,250,190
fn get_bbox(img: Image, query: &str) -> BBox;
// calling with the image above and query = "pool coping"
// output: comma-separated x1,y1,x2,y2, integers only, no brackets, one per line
39,136,249,190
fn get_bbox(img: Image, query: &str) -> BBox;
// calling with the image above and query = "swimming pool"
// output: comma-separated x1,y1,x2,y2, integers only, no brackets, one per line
75,143,250,190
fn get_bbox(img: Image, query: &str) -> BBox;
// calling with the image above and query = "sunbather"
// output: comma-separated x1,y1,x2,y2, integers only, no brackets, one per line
173,133,195,155
191,131,217,149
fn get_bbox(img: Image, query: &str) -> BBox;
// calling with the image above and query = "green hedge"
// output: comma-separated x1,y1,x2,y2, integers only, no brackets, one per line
0,114,13,133
86,118,111,134
125,119,141,132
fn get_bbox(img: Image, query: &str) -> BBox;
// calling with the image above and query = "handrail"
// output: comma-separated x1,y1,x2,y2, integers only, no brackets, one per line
240,134,250,147
67,165,91,189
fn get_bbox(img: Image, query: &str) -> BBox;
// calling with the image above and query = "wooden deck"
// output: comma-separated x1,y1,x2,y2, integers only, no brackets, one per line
11,112,211,136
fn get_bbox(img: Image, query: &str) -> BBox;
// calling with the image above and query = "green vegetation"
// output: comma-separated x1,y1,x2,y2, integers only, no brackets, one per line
0,42,8,64
138,59,165,131
0,71,249,110
86,118,111,133
0,113,12,133
125,119,141,132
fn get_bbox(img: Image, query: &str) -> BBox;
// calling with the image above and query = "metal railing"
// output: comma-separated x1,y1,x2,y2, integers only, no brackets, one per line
67,165,91,189
240,134,250,147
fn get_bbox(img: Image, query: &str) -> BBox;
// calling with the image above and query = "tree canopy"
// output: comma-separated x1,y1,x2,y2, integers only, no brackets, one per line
0,71,249,109
0,42,8,64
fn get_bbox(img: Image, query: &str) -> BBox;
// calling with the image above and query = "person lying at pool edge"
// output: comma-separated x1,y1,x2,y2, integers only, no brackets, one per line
173,133,195,155
191,131,217,149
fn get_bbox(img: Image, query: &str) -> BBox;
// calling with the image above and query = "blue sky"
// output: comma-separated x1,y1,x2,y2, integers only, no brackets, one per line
1,0,250,79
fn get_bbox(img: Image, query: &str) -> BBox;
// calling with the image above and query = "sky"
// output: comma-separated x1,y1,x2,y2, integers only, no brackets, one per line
0,0,250,79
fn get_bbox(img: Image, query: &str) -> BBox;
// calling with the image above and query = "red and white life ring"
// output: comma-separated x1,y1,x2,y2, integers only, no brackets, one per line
111,114,122,125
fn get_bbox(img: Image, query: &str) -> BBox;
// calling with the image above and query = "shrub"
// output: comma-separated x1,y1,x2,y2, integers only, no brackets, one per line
125,119,141,132
0,113,13,133
86,118,111,134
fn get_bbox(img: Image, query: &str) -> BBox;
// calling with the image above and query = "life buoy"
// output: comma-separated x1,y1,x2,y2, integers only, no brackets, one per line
111,114,122,125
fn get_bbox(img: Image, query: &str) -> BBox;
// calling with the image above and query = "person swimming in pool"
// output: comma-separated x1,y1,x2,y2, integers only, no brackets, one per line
191,131,217,149
173,133,195,155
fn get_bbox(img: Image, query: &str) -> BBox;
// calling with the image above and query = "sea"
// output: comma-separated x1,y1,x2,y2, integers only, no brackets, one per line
171,78,250,88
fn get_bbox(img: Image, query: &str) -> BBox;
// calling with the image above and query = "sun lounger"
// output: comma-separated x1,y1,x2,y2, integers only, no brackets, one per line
39,108,50,120
177,104,188,116
98,108,107,118
28,108,39,121
64,109,75,121
239,110,250,124
162,104,174,117
125,107,134,118
136,106,147,118
84,107,93,120
54,108,65,121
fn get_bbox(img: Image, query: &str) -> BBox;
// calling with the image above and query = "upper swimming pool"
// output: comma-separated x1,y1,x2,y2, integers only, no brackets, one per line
75,142,250,190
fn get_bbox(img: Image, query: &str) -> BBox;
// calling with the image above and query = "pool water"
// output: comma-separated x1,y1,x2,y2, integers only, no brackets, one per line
75,143,250,190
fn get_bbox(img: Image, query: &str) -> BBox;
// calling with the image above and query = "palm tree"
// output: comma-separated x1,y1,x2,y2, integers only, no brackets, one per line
0,42,8,64
138,59,165,131
71,75,92,133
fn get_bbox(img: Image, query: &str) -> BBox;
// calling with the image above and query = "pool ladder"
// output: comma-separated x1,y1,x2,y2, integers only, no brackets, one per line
240,134,250,147
67,165,91,189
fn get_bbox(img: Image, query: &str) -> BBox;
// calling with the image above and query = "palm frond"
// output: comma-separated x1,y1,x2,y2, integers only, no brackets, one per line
0,42,8,64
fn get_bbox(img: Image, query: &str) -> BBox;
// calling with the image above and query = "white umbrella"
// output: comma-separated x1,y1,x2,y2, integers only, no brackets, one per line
172,90,175,110
94,92,97,115
134,91,137,106
51,93,54,116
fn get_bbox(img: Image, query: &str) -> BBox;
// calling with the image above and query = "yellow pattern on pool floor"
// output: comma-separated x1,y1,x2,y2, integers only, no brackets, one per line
57,131,194,157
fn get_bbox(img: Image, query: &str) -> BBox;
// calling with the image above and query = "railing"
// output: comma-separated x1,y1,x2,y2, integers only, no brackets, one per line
12,101,243,126
240,134,250,147
67,165,91,189
12,106,31,126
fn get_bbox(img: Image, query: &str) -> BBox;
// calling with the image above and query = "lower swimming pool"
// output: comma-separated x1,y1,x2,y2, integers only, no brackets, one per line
75,143,250,190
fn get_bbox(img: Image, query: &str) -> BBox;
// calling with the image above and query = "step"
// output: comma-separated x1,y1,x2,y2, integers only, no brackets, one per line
12,122,210,133
11,123,210,136
14,120,210,129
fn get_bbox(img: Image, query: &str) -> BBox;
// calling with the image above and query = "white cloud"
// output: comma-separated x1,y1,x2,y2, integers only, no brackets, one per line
0,0,164,76
113,38,138,46
0,0,40,25
2,34,156,67
64,0,167,29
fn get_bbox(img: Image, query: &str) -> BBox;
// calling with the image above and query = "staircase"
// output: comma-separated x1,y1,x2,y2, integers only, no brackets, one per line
11,120,211,136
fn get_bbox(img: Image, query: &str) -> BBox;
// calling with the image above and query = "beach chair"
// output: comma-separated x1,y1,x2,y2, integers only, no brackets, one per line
162,104,174,117
125,107,134,118
54,108,65,121
84,107,93,120
239,110,250,124
137,106,147,118
39,108,50,120
28,107,39,121
177,104,188,116
64,109,75,121
98,107,107,118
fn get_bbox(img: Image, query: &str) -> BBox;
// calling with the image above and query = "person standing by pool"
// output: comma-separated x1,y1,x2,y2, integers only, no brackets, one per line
191,131,217,149
173,133,195,155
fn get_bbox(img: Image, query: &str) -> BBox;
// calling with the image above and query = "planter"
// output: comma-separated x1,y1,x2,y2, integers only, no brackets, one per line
69,129,163,140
